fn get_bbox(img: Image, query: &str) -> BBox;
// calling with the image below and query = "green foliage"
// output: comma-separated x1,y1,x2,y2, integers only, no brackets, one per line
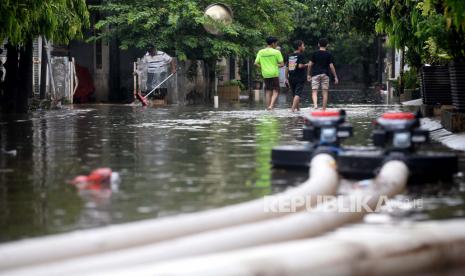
414,2,450,64
292,0,379,68
375,0,424,68
292,0,378,46
402,68,419,89
442,0,465,32
376,0,465,65
0,0,89,45
92,0,304,61
292,0,346,47
441,0,465,61
423,37,451,64
331,32,376,65
222,79,245,90
290,0,380,86
342,0,379,35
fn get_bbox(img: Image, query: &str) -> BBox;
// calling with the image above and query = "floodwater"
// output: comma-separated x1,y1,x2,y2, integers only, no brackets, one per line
0,90,464,243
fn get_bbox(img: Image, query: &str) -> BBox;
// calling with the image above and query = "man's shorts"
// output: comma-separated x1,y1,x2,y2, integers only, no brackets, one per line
311,74,330,90
290,81,304,97
264,77,280,91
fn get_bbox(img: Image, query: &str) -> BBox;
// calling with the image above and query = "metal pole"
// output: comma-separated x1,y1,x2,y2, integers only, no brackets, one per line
214,71,219,108
44,39,56,100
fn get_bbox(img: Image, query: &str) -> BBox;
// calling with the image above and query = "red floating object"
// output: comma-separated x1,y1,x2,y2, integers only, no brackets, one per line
69,168,113,191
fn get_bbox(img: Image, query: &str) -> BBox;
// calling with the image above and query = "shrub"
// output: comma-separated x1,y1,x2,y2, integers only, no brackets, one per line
222,80,246,90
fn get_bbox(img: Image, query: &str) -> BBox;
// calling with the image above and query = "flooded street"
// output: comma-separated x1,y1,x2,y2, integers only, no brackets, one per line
1,91,464,242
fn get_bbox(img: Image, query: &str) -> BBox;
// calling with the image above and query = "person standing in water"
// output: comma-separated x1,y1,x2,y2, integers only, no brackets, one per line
286,40,307,112
142,44,176,99
254,37,284,110
307,38,339,110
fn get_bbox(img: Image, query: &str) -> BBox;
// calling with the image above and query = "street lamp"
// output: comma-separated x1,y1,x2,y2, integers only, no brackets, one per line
203,4,233,108
203,3,233,35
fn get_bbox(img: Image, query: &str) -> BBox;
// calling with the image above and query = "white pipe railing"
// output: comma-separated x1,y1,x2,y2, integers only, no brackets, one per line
0,154,339,272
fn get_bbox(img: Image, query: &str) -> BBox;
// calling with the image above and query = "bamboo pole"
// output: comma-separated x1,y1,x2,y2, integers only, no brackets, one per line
1,160,407,276
0,154,339,271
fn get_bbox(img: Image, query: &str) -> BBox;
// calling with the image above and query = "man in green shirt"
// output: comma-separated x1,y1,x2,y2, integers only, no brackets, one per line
255,37,284,110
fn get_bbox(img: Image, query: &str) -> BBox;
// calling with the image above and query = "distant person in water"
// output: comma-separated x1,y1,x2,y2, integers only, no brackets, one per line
307,38,339,110
254,36,284,110
286,40,307,112
142,44,176,99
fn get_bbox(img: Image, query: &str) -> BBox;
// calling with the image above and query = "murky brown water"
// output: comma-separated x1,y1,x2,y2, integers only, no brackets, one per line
0,90,463,243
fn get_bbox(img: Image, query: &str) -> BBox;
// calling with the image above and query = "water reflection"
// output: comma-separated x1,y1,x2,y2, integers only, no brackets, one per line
0,89,463,242
249,116,280,195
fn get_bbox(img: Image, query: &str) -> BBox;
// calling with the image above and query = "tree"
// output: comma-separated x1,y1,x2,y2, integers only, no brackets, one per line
0,0,89,113
376,0,465,66
290,0,380,87
436,0,465,61
339,0,380,86
93,0,302,58
291,0,346,47
376,0,425,69
91,0,304,97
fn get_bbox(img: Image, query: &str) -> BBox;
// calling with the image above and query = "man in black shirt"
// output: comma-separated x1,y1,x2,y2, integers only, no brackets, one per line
286,40,307,112
307,38,339,110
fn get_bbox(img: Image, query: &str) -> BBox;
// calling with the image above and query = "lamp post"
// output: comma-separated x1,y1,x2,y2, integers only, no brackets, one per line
203,4,233,108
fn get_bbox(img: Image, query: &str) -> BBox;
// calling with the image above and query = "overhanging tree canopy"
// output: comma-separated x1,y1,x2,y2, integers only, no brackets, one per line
0,0,89,45
0,0,89,114
91,0,304,60
376,0,465,66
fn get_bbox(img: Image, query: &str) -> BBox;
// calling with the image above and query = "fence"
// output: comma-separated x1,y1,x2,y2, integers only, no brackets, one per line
48,56,77,103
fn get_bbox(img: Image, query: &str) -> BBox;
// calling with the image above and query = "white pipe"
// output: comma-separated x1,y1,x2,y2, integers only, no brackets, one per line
84,219,465,276
0,154,339,271
254,89,260,102
214,74,218,108
1,161,405,276
214,95,219,108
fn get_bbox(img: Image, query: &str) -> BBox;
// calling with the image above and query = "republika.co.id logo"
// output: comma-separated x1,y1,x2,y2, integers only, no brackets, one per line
263,195,423,213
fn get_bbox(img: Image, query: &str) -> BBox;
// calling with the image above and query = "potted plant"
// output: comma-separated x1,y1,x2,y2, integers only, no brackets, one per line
420,63,451,105
415,6,454,106
400,68,421,101
218,80,245,101
447,27,465,110
440,0,465,110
